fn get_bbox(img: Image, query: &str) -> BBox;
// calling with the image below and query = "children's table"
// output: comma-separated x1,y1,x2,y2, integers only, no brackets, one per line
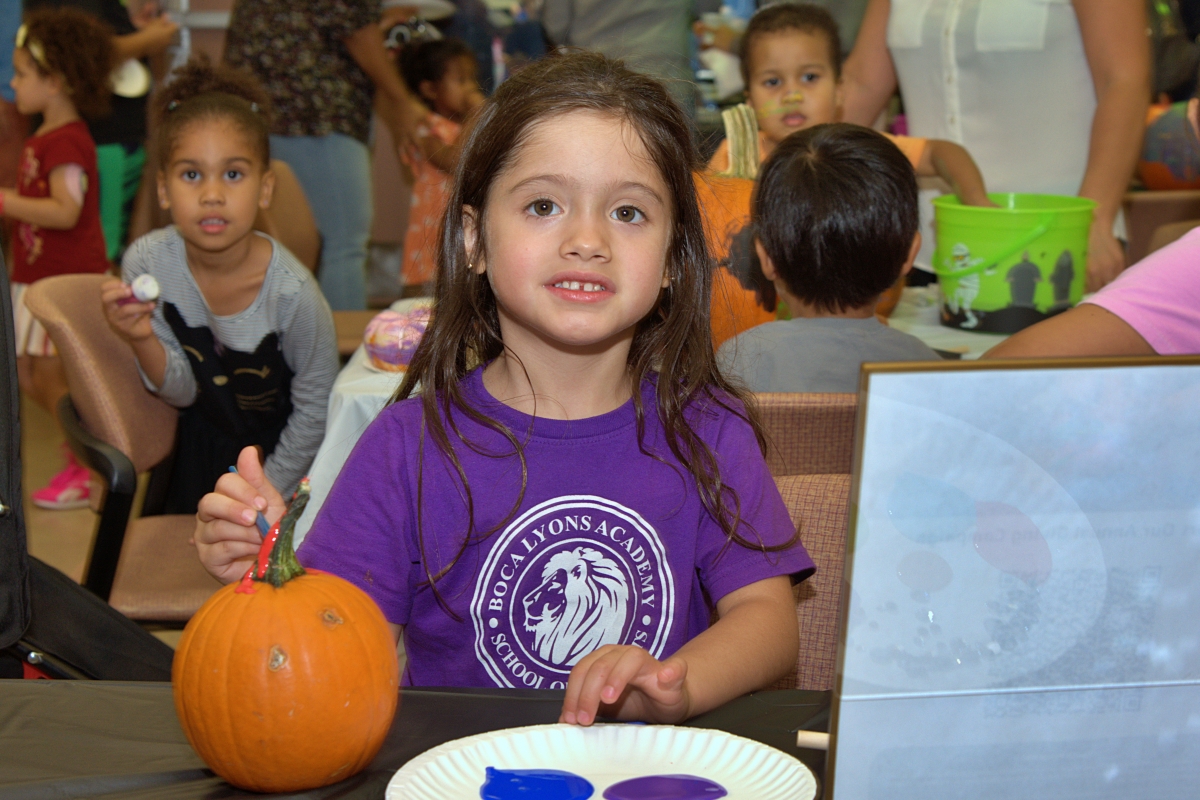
0,682,829,798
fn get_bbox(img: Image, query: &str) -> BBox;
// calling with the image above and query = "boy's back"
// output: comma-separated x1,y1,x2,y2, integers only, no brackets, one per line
719,316,937,393
718,122,939,393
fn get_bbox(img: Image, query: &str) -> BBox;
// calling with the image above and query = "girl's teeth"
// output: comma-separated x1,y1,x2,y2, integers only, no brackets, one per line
555,281,603,292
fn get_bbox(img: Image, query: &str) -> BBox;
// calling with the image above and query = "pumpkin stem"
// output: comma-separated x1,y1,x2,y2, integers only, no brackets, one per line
262,479,311,588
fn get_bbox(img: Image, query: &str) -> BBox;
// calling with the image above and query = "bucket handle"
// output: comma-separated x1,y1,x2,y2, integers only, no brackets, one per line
933,213,1056,279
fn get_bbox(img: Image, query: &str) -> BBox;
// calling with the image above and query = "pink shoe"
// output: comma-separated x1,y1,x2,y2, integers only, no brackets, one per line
32,461,91,510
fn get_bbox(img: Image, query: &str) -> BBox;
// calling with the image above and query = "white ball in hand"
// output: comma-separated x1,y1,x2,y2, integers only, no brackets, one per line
131,274,160,303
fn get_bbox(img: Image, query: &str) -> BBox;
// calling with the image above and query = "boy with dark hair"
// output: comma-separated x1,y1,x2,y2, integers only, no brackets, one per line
717,123,939,392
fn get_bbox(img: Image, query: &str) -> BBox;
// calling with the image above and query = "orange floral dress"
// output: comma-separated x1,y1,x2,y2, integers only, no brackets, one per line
401,114,461,290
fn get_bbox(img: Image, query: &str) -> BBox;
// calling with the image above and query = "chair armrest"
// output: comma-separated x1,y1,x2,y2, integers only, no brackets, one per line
57,396,137,496
56,395,137,601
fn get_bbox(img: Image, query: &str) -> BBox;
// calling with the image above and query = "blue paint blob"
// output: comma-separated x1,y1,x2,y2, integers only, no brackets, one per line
481,767,594,799
887,472,976,544
602,775,727,800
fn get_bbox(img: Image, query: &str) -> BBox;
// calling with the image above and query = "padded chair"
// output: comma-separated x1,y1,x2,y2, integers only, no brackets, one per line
1123,189,1200,264
23,274,222,622
257,159,378,356
756,392,858,692
1147,218,1200,256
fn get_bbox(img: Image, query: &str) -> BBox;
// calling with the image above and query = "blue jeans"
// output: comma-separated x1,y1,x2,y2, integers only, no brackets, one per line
270,133,372,310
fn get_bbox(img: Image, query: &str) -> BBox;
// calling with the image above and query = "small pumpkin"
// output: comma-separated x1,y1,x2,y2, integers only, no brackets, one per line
172,481,399,793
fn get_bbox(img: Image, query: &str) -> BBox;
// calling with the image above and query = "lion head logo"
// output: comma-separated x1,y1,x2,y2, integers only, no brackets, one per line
521,547,630,667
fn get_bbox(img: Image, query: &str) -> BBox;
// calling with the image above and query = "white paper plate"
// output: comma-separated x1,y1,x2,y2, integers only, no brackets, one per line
386,723,816,799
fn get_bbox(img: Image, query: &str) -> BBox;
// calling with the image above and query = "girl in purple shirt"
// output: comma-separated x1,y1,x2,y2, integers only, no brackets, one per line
195,52,814,727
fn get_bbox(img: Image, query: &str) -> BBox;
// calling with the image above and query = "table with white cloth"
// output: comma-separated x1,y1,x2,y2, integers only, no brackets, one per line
295,289,1012,539
293,299,426,545
885,285,1009,360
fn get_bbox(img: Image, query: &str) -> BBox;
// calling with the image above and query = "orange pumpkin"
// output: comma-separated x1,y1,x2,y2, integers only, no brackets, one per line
173,481,399,793
696,172,777,349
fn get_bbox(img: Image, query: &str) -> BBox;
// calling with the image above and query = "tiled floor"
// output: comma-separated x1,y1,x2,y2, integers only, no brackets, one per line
20,395,183,648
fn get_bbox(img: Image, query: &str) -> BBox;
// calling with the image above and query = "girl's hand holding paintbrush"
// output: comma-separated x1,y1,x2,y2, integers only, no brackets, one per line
193,446,287,584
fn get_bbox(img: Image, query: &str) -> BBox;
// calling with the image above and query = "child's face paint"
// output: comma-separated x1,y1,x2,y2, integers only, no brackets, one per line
746,29,842,151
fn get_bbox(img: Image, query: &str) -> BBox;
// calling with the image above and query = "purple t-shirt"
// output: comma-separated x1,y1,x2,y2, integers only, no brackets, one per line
1084,226,1200,354
298,369,813,689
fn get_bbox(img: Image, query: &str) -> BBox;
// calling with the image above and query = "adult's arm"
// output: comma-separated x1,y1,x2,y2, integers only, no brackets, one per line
112,15,178,61
841,0,898,125
983,304,1155,358
1074,0,1151,290
343,22,427,150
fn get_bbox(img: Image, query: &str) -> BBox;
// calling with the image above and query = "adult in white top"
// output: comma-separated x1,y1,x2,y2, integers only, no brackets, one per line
842,0,1149,290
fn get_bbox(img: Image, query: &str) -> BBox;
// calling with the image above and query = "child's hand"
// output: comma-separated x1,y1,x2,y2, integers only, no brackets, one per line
193,446,287,584
560,645,691,726
959,192,999,208
100,277,156,344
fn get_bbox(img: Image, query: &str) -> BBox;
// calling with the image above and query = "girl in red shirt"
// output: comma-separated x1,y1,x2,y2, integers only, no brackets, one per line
3,9,114,509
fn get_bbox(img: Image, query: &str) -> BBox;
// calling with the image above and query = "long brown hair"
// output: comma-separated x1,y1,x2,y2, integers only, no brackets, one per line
394,51,791,608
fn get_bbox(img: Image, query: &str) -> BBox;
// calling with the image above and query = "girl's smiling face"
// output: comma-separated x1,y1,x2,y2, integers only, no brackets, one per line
157,119,274,255
468,110,672,357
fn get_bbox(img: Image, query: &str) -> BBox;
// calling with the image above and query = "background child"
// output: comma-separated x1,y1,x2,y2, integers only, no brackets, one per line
708,3,992,206
399,38,482,295
4,9,114,509
101,60,338,514
718,123,940,393
195,52,813,727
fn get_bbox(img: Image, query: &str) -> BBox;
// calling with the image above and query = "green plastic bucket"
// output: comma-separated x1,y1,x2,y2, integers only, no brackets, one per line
932,193,1096,333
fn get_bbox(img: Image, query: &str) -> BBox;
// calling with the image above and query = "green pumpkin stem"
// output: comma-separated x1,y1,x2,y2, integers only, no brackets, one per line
262,478,310,588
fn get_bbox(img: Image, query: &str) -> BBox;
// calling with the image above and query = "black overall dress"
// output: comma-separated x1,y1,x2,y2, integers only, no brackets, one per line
161,303,294,514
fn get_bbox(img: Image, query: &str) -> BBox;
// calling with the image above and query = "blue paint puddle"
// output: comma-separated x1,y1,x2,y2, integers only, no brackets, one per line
481,767,594,799
602,775,727,800
887,472,976,544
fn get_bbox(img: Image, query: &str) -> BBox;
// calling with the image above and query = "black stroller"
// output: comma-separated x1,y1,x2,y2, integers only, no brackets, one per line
0,259,173,680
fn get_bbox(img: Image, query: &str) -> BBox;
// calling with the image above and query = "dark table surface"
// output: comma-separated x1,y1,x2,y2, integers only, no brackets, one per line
1,682,830,799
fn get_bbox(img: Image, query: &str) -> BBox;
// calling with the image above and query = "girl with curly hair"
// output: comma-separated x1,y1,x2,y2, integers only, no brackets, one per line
100,58,338,515
4,8,115,509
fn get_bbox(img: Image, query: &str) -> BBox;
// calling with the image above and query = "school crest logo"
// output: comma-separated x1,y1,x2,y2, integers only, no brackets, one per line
472,495,676,689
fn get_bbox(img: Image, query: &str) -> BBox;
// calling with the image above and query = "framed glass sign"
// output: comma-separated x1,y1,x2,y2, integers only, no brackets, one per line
827,357,1200,799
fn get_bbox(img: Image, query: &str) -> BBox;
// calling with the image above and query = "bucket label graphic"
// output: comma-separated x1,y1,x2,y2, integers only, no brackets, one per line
943,243,991,329
471,495,676,689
